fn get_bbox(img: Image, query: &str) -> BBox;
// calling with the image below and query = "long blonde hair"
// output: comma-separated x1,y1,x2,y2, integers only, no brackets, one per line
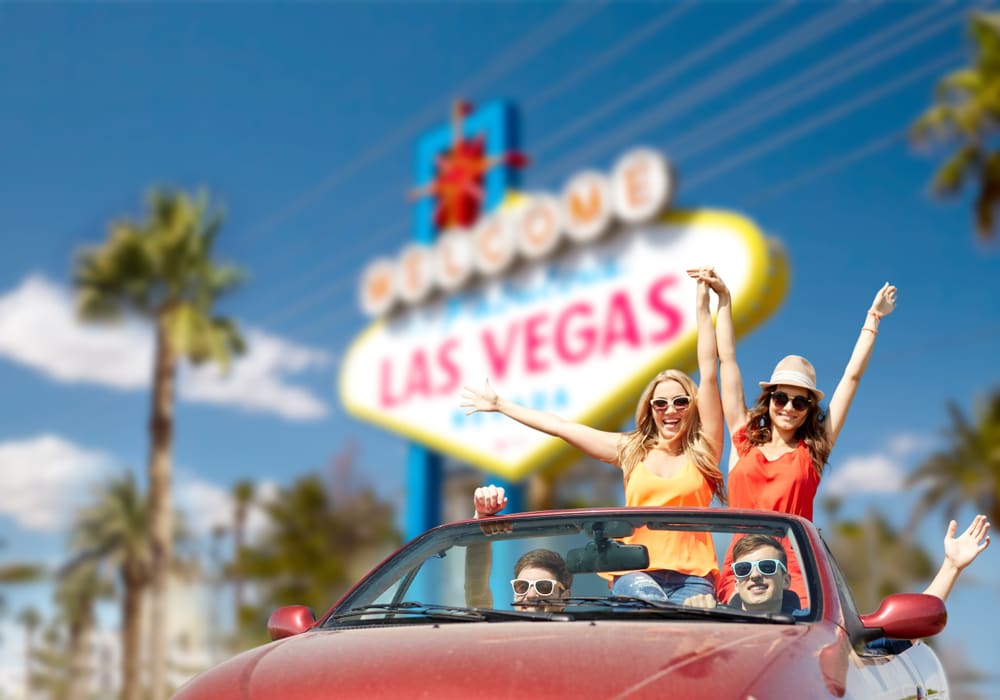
618,369,726,504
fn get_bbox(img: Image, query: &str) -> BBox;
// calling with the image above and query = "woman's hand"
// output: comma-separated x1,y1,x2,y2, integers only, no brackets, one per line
687,266,730,299
460,379,501,415
870,282,898,318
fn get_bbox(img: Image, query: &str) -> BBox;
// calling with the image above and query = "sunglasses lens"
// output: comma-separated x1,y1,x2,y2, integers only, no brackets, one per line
732,562,753,578
651,399,669,410
673,396,691,409
772,392,811,411
511,580,529,595
757,560,778,575
534,580,555,595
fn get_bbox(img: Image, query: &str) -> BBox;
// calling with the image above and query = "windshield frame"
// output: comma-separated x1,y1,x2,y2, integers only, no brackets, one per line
320,508,823,627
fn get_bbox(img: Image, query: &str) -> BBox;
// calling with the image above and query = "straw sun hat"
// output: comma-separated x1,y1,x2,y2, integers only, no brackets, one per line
758,355,825,402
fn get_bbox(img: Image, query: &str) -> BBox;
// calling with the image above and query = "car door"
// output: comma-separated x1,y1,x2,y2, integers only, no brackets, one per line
818,533,944,700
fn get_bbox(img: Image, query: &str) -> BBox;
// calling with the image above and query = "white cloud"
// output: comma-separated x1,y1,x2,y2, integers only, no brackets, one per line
0,274,152,389
0,275,332,421
175,471,276,544
181,330,330,420
887,433,935,457
0,434,113,532
824,453,906,497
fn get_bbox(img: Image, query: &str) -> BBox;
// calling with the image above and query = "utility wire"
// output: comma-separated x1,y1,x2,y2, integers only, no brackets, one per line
240,1,608,248
530,1,872,186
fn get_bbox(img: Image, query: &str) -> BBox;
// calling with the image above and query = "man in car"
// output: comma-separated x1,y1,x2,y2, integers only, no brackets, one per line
725,534,799,614
723,515,990,617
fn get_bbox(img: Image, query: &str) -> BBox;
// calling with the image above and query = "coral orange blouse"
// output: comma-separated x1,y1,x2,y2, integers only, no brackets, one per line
716,426,820,606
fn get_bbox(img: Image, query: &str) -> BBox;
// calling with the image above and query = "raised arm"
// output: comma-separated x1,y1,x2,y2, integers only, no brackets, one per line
694,272,724,464
922,515,991,602
460,379,622,466
825,283,897,445
464,485,510,609
689,268,749,448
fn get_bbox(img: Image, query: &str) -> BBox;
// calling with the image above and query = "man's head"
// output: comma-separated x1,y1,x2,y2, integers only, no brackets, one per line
731,535,790,613
512,548,572,612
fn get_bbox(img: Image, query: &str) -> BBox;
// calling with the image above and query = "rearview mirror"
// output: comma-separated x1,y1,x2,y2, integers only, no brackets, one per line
566,539,649,574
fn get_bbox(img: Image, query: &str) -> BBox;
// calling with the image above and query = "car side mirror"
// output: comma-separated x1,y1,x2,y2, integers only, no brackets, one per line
859,593,946,641
267,605,317,641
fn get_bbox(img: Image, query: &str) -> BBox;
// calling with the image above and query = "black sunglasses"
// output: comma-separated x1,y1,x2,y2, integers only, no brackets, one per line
650,396,691,411
770,390,812,412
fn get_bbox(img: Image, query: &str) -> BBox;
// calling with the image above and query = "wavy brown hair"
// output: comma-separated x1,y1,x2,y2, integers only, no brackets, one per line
745,386,832,477
617,369,725,504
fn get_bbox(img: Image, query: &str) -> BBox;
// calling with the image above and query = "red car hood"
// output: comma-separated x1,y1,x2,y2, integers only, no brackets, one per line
175,620,846,699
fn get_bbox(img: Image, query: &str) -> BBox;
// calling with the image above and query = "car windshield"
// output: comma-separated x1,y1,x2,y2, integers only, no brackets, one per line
321,509,820,627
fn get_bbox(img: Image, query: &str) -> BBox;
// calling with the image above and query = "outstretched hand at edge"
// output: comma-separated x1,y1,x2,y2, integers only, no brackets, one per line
944,514,991,572
460,379,501,415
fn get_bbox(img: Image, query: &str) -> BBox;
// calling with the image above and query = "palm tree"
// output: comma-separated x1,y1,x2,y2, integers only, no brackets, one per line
17,606,42,699
55,561,114,700
237,471,401,648
821,506,934,613
906,391,1000,526
64,471,152,700
911,12,1000,241
231,479,255,630
74,189,244,700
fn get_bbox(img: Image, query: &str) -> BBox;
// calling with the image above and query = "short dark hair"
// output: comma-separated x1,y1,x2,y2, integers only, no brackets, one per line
732,534,787,566
514,548,573,590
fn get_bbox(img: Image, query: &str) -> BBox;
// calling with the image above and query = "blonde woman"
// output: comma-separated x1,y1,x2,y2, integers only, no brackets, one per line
462,272,725,604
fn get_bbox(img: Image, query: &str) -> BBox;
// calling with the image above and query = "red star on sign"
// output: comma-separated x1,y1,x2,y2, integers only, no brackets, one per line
411,100,528,231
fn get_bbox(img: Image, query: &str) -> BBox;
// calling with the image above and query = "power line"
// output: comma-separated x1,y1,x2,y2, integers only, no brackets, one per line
669,2,958,163
252,3,806,330
270,8,965,340
742,130,906,206
528,2,796,173
524,2,696,112
260,3,876,333
683,50,961,190
530,1,872,186
239,1,608,249
262,3,694,307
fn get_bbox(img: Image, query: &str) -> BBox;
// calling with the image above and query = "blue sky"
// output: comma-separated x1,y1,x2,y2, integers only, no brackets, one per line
1,0,998,694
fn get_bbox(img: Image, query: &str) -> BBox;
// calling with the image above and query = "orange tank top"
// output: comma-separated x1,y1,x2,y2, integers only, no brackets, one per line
615,460,718,578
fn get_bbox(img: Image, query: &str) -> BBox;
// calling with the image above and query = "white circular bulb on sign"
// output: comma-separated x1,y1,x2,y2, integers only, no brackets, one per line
611,148,674,224
561,171,613,243
395,244,436,305
434,230,475,292
473,213,517,277
359,258,398,316
515,194,564,261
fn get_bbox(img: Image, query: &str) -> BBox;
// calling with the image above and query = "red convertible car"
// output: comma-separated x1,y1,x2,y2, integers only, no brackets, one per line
173,508,948,699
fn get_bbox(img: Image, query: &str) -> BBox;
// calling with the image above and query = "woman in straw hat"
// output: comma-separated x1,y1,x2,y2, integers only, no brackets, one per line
690,267,897,606
461,272,725,605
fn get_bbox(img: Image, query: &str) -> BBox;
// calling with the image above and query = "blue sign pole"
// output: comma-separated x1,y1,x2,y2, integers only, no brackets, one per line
405,101,527,552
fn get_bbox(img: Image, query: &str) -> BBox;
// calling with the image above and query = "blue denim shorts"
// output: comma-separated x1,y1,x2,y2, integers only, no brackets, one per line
611,570,715,604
